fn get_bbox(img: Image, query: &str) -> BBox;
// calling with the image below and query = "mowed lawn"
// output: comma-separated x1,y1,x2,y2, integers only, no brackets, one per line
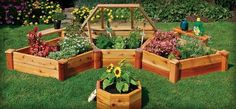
0,22,235,109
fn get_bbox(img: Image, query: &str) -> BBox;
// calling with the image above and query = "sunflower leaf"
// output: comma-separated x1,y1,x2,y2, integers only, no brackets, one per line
103,79,112,89
116,81,124,93
122,83,129,92
123,73,130,83
130,79,137,86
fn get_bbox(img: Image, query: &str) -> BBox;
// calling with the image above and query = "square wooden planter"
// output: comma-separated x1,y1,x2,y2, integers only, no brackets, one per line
141,50,229,83
96,80,142,109
5,28,94,81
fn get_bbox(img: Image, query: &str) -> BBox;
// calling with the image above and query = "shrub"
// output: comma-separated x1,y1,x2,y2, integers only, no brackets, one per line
95,33,114,49
113,36,126,49
142,0,232,22
126,30,142,49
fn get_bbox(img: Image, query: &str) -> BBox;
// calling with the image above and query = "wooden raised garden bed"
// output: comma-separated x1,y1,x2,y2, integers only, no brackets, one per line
173,27,209,44
81,4,157,67
5,28,94,80
96,80,142,109
140,33,229,83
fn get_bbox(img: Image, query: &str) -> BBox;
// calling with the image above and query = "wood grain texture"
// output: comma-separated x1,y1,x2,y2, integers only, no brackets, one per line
96,80,141,109
102,49,135,59
142,62,169,78
135,48,143,69
67,51,93,69
180,63,221,78
94,49,103,69
5,49,15,70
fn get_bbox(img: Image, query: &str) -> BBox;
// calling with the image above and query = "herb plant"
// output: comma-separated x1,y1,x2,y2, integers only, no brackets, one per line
28,27,58,57
126,30,141,49
100,59,138,93
95,33,114,49
113,36,126,49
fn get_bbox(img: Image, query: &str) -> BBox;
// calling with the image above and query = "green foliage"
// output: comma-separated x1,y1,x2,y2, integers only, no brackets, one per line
142,0,232,22
177,35,215,59
52,12,66,21
101,59,138,93
48,35,92,60
113,36,126,49
126,30,141,49
95,33,114,49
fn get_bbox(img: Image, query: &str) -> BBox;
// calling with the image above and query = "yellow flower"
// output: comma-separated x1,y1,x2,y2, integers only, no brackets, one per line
16,17,20,20
35,22,38,25
114,67,121,78
121,15,124,18
108,18,112,22
29,22,33,25
40,16,42,18
106,64,114,72
32,15,35,18
48,16,51,19
96,15,100,18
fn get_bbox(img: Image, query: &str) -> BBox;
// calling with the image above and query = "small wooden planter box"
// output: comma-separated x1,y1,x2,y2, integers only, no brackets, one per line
96,80,141,109
5,28,94,80
141,49,229,83
173,27,209,44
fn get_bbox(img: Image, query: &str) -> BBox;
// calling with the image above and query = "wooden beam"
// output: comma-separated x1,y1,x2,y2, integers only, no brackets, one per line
87,21,93,43
97,4,140,8
138,7,157,30
5,49,15,70
38,28,65,37
101,8,105,29
58,59,68,81
135,48,143,69
169,59,180,83
81,6,99,30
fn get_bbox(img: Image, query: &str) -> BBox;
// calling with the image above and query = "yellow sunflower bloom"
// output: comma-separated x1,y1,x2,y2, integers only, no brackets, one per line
114,67,121,78
106,64,114,73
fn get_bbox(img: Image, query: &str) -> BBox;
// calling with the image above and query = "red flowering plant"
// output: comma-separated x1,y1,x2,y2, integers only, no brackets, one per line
28,27,58,57
144,31,180,58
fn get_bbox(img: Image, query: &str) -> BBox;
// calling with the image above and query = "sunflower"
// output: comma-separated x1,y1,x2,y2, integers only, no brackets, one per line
114,67,121,78
106,64,114,73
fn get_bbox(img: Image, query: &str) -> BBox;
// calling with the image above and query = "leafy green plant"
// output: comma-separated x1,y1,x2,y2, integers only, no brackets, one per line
113,36,126,49
176,35,215,59
52,12,66,21
48,34,92,60
100,59,138,93
95,33,114,49
126,30,141,49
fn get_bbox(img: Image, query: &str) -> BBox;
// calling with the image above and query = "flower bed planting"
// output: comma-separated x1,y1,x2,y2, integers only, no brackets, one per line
141,31,229,83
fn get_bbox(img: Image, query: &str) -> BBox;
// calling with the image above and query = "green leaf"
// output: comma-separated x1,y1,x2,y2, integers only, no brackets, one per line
130,79,137,86
103,79,112,89
116,81,124,93
122,83,129,92
123,73,130,83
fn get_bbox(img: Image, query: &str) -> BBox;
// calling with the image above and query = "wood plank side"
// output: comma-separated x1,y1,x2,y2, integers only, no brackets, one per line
102,58,135,67
38,28,65,36
13,52,58,70
142,51,170,71
67,62,93,78
180,63,221,78
179,54,222,70
14,62,58,78
67,51,93,69
142,62,169,78
102,49,135,59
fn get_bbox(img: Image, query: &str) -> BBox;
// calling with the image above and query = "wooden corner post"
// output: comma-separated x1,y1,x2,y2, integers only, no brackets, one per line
5,49,15,70
93,49,102,69
169,59,180,83
58,59,68,81
135,48,143,69
218,50,229,71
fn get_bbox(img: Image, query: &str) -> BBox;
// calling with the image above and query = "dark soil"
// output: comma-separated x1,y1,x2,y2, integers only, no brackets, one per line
101,82,138,94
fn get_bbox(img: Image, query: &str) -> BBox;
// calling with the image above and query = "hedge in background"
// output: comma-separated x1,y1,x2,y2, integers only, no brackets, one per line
142,0,232,22
0,0,62,25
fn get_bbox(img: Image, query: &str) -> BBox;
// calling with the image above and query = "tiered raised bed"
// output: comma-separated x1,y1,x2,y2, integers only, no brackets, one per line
81,4,157,68
5,28,94,80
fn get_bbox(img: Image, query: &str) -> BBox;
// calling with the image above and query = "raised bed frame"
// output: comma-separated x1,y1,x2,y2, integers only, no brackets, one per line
5,4,229,83
5,28,94,80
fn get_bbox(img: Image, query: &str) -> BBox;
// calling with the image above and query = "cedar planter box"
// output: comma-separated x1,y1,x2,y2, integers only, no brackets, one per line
141,48,229,83
173,27,209,44
5,28,94,80
96,80,142,109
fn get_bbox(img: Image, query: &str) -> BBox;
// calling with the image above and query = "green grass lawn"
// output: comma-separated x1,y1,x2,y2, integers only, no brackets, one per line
0,22,236,109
